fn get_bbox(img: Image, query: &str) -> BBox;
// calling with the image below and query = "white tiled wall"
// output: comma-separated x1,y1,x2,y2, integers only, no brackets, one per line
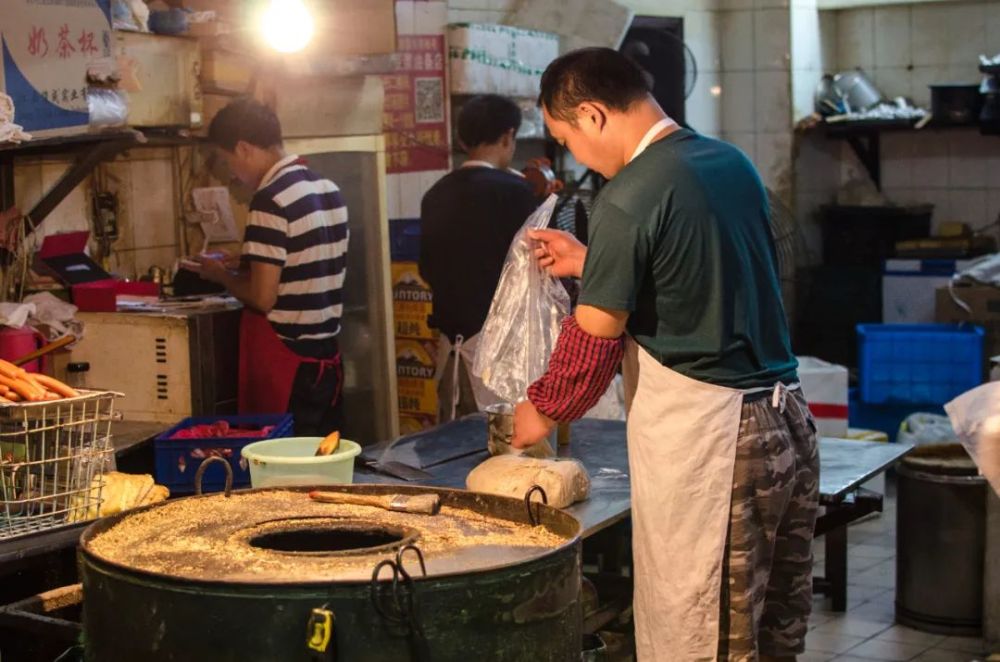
791,5,836,121
828,0,1000,231
717,1,795,196
870,129,1000,235
835,0,997,108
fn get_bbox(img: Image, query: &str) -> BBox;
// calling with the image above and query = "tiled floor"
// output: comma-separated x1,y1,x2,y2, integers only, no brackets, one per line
805,480,992,662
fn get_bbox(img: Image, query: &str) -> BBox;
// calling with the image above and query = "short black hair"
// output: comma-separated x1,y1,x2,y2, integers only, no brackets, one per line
456,95,521,149
207,97,283,151
539,47,650,122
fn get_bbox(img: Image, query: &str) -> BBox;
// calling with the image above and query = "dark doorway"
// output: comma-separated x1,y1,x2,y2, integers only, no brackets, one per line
619,16,687,126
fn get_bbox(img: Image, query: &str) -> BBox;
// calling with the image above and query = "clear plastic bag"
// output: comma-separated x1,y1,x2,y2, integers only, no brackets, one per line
472,194,569,403
87,88,129,128
945,382,1000,497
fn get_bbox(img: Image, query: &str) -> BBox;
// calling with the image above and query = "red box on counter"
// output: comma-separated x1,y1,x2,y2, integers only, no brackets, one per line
36,231,160,312
71,280,160,312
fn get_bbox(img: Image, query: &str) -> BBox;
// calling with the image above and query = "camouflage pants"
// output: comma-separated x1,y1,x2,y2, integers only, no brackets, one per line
717,389,820,661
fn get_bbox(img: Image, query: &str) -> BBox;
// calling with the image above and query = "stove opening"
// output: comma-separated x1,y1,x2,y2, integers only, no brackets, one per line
248,520,413,555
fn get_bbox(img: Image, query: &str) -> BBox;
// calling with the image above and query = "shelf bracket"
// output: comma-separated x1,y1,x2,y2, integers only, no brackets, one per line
844,130,881,191
22,134,140,234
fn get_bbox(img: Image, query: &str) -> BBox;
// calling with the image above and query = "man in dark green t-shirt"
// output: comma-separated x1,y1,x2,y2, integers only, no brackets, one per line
511,48,819,661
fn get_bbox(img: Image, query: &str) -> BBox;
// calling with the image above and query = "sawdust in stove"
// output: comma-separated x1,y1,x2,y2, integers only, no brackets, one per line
86,490,568,583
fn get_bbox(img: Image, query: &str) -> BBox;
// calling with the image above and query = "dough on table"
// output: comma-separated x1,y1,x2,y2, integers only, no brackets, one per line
466,454,590,508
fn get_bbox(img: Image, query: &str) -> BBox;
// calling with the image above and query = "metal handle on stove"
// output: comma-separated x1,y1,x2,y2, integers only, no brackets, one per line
194,456,233,497
524,485,548,526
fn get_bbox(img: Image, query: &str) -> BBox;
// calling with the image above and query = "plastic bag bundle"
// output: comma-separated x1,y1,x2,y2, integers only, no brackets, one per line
472,195,569,403
896,413,956,447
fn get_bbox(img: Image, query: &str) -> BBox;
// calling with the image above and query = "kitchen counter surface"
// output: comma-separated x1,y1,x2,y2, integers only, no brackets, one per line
355,415,913,537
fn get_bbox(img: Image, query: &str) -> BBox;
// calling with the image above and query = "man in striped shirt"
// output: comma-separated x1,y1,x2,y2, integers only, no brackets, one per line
189,98,348,436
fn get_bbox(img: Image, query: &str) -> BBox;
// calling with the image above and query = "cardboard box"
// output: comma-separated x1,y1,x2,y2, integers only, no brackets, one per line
117,32,202,128
201,49,254,94
0,0,112,138
396,338,438,416
448,23,559,97
391,262,436,340
315,0,396,56
936,284,1000,359
798,356,849,438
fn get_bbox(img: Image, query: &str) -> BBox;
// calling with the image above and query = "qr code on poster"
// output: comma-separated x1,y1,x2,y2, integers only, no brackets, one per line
414,78,444,124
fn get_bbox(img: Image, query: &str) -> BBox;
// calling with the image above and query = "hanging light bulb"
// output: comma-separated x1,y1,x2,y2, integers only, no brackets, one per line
260,0,314,54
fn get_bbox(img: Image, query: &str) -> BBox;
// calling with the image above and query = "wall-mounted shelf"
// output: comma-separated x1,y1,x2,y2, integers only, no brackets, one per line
0,129,199,237
811,119,998,190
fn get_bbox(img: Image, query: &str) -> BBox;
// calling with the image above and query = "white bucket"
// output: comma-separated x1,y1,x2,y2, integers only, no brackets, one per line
241,437,362,488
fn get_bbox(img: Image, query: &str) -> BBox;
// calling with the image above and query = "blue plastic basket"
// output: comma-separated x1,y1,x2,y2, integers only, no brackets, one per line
154,414,294,494
857,323,984,405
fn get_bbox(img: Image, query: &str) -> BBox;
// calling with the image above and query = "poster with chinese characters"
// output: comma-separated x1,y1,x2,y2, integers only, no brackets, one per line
381,34,449,174
0,0,112,137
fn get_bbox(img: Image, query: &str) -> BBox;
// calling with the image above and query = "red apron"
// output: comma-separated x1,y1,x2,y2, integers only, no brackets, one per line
237,309,342,415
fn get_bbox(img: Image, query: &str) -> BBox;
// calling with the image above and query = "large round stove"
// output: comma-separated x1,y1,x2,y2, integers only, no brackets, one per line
79,484,582,661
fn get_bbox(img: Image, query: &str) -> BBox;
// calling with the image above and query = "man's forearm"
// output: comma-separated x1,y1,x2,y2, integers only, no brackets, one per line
527,316,625,422
219,269,267,313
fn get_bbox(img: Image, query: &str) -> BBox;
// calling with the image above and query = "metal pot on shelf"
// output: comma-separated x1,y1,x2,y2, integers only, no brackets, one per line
833,69,883,113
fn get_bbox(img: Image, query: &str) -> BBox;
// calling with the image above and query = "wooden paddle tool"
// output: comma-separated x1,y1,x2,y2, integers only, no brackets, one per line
309,490,441,516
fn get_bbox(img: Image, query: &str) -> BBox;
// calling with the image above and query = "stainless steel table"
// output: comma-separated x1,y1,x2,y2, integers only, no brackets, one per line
355,416,630,537
356,415,913,611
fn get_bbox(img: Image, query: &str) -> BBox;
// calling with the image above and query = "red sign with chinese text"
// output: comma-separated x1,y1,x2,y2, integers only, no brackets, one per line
381,34,450,174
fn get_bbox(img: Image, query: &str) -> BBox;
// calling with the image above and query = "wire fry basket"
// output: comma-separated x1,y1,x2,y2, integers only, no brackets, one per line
0,390,120,541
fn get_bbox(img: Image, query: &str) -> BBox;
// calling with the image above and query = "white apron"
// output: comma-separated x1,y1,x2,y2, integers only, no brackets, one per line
435,333,502,420
618,117,741,661
623,340,743,660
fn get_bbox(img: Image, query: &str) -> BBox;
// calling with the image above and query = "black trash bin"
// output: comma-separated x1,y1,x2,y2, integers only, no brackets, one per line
896,445,987,635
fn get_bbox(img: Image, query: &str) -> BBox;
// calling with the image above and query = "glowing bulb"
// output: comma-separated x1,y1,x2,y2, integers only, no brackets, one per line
260,0,314,53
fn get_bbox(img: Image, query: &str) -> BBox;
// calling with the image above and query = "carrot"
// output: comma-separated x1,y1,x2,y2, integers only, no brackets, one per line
0,396,13,405
0,360,20,380
21,372,43,390
5,390,21,402
31,374,78,399
0,361,45,397
0,375,44,401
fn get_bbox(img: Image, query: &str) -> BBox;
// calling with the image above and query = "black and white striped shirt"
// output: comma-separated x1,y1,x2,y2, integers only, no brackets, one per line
243,155,348,358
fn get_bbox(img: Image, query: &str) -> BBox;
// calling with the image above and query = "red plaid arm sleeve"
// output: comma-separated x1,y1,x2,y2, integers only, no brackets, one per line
527,316,625,422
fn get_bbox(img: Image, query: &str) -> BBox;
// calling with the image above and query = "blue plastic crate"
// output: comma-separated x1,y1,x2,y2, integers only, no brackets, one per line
389,218,421,262
857,323,984,405
154,414,293,494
